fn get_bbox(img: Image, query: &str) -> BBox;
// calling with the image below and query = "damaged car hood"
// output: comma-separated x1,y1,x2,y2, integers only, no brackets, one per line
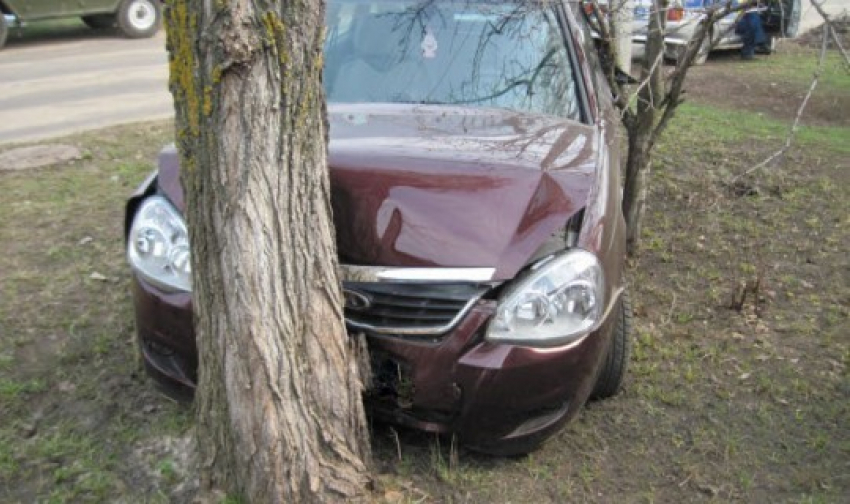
156,104,600,280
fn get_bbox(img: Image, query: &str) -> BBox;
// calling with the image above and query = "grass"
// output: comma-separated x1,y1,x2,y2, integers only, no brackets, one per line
756,50,850,93
673,101,850,155
1,48,849,502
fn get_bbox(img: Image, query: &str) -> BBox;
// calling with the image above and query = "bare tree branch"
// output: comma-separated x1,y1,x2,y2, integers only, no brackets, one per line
828,24,850,69
622,50,665,121
730,25,830,182
810,0,850,69
651,1,752,145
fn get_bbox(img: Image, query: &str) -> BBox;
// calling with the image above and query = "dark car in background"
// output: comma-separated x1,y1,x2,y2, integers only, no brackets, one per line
0,0,162,48
125,0,632,455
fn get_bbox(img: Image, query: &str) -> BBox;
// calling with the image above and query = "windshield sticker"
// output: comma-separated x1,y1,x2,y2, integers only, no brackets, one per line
421,28,438,59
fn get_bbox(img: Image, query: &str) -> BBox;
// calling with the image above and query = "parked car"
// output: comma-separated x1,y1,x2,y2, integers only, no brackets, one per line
125,0,631,455
0,0,162,49
630,0,801,64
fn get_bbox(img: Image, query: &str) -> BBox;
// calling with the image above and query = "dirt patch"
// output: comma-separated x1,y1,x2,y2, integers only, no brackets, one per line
683,41,850,128
0,144,82,171
797,15,850,49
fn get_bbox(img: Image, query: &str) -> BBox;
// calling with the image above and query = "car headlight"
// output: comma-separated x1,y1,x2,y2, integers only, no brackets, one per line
486,250,604,347
127,195,191,292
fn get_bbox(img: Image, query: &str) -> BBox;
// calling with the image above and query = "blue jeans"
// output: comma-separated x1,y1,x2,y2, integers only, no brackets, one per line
737,12,767,58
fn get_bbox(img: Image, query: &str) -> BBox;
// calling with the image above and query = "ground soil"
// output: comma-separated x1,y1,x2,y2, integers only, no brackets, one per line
685,42,850,128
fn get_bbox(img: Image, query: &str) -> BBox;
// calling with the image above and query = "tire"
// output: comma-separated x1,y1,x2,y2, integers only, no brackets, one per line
0,14,8,50
117,0,162,39
82,14,117,29
590,289,633,400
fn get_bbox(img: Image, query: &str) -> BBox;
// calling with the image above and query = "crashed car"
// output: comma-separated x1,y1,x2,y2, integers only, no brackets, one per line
125,0,631,455
629,0,801,64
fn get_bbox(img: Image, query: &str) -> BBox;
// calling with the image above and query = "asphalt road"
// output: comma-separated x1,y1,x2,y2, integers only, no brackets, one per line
0,32,171,145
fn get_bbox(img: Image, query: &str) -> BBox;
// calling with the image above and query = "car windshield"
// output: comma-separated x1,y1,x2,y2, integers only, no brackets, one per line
325,0,581,119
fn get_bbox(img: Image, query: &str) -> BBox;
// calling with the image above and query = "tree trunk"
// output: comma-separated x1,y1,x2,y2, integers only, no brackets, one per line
622,0,667,256
622,128,652,256
164,1,371,501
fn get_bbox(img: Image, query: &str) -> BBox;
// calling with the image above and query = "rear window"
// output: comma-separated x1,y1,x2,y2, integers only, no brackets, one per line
325,0,581,120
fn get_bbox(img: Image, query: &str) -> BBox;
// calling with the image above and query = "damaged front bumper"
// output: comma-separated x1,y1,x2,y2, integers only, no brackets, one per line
131,272,615,455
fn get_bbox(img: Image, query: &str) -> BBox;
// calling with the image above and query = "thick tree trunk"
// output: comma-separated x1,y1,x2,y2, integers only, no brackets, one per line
165,1,371,501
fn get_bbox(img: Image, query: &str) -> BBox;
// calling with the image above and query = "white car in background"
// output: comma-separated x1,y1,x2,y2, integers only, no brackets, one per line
628,0,801,64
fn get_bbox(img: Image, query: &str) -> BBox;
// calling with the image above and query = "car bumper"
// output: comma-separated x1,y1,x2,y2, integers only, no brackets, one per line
632,18,741,55
130,274,616,454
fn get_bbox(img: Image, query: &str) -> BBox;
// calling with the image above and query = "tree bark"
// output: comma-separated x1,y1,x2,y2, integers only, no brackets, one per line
622,0,667,256
164,1,371,501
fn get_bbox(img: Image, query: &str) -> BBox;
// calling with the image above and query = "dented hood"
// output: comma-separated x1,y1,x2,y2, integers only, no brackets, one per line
156,104,600,280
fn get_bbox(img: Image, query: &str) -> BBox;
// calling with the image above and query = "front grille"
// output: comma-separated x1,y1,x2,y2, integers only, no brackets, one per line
342,282,488,336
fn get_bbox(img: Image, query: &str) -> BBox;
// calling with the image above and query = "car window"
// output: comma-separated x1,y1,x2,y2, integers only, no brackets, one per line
325,0,581,120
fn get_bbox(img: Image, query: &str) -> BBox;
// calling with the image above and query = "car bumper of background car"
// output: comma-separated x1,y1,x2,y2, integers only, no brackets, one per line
130,273,616,455
665,19,741,49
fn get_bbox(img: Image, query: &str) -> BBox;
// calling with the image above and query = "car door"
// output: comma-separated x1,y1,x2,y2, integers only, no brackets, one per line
2,0,67,20
65,0,121,17
764,0,801,38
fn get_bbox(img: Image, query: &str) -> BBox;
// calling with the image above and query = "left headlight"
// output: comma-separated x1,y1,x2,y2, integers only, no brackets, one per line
127,195,191,293
486,249,604,347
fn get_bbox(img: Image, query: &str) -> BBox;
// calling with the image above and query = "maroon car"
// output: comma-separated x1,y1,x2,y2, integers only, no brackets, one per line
125,0,631,455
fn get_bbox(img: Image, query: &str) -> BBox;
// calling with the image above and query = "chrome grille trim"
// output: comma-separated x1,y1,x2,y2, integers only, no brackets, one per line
340,264,495,283
342,282,489,336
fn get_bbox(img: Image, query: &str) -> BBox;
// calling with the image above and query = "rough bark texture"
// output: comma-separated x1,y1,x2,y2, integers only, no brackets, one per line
164,1,371,501
622,0,667,256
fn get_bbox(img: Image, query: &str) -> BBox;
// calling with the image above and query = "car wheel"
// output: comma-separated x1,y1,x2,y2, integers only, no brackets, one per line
117,0,162,39
0,14,8,50
590,289,632,400
82,14,117,29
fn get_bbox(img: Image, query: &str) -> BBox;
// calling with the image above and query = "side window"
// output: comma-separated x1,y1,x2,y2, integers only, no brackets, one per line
324,5,356,95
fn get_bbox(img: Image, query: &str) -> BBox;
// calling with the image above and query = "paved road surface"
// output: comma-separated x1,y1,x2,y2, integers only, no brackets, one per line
0,32,171,145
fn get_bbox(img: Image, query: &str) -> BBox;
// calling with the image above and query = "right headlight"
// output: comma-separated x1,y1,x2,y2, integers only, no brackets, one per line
127,195,191,293
486,249,604,347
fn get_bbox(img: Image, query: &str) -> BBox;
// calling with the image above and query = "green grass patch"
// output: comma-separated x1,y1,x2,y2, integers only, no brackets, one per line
672,102,850,154
754,51,850,93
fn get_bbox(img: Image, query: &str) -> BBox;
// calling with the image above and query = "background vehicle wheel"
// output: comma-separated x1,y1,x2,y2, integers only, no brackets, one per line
0,14,8,50
590,289,633,400
82,14,117,29
117,0,161,39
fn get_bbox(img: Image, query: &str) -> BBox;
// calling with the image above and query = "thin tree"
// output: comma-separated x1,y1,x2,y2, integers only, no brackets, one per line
588,0,765,254
164,0,371,501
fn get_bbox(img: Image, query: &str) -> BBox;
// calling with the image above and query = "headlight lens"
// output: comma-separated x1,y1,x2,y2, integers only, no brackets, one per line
127,196,191,292
486,250,604,347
